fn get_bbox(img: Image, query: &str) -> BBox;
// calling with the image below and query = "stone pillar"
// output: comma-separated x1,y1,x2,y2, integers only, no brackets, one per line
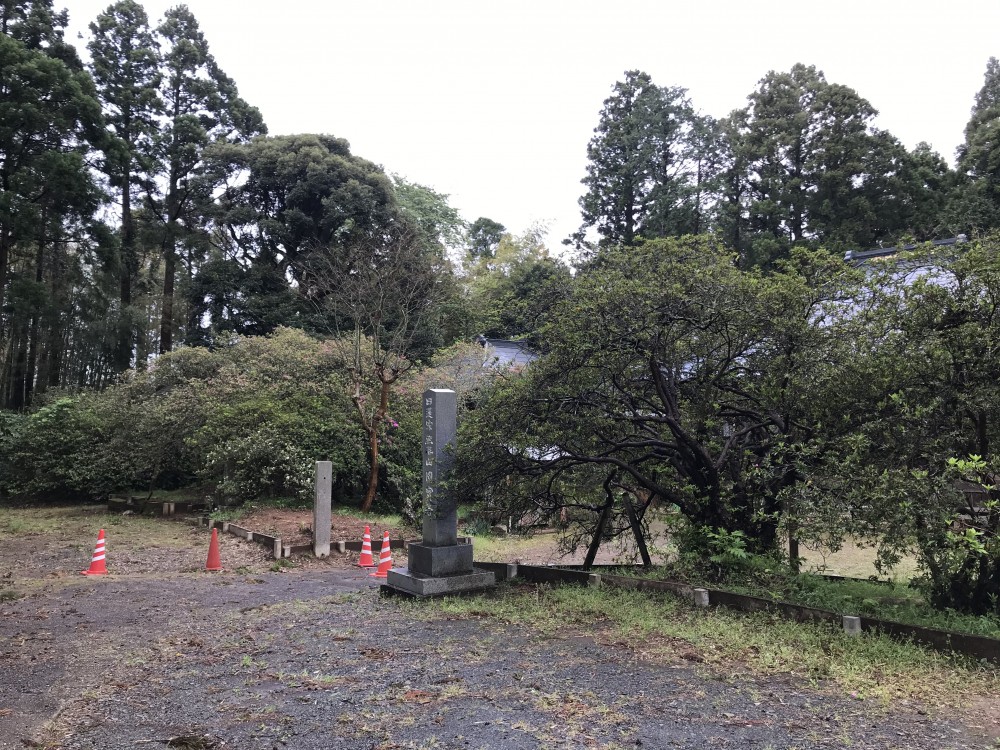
313,461,332,558
693,588,710,608
385,389,495,597
421,389,459,547
842,615,862,636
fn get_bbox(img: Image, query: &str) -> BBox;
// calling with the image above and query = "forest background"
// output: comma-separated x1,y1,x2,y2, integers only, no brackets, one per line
5,1,1000,615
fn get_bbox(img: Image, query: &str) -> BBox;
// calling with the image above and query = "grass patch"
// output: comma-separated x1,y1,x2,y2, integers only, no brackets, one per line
463,532,557,562
331,506,405,529
0,504,194,549
417,583,999,706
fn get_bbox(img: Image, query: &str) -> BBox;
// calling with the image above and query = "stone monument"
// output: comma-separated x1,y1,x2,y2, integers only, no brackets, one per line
385,389,495,596
313,460,332,558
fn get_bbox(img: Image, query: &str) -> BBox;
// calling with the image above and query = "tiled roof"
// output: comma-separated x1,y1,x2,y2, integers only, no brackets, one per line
843,235,967,263
476,337,537,367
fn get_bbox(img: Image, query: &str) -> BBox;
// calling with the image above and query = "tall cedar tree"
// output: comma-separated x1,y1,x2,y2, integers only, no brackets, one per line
574,70,707,249
0,0,105,407
88,0,162,372
954,57,1000,231
154,5,265,354
728,64,945,267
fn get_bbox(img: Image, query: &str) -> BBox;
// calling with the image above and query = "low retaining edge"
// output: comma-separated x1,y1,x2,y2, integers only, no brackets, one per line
496,564,1000,663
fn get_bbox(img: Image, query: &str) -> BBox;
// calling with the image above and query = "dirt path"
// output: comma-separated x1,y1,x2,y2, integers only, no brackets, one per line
1,564,992,750
0,507,994,749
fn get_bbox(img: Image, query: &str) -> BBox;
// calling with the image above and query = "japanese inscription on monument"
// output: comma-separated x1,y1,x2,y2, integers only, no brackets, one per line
421,389,457,532
423,392,438,518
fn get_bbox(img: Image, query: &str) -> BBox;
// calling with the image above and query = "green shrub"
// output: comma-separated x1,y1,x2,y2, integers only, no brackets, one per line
0,329,493,510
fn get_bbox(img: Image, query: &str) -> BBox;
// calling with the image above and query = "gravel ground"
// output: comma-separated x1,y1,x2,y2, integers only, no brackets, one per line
1,559,995,750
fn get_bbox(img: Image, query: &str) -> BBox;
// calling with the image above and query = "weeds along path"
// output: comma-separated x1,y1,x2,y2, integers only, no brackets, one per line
1,567,994,750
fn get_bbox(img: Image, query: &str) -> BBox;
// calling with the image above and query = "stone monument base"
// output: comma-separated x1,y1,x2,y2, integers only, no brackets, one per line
384,567,496,598
406,542,474,576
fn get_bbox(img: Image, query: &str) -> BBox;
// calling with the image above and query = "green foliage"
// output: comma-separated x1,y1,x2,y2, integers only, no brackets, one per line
465,217,505,260
0,329,368,502
0,397,101,498
463,224,571,341
455,237,859,560
0,328,503,512
725,63,945,266
209,133,396,282
807,237,1000,616
392,175,466,254
954,57,1000,232
574,70,711,249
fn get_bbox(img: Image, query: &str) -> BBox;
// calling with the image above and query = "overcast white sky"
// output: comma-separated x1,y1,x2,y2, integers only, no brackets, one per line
62,0,1000,251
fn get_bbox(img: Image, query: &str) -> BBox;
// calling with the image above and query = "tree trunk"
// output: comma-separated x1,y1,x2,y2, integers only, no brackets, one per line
24,231,45,407
8,325,27,410
788,535,800,573
0,228,9,347
160,242,175,354
160,155,181,355
623,493,652,567
360,378,393,513
583,476,616,570
115,172,135,371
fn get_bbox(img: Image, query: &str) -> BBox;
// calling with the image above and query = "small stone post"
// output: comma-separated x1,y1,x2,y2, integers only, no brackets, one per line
842,615,862,636
693,588,710,608
313,461,332,558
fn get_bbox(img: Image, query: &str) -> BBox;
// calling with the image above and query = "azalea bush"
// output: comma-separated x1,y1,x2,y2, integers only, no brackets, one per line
0,330,497,511
0,329,368,503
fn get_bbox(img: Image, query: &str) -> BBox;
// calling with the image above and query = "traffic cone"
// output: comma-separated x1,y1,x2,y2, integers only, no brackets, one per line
370,531,392,578
81,530,107,576
356,525,375,568
205,528,222,572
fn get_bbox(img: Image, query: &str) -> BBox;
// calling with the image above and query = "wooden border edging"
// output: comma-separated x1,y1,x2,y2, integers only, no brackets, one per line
474,561,513,582
194,516,428,561
858,616,1000,662
601,574,693,598
516,564,591,585
705,588,842,626
494,564,1000,663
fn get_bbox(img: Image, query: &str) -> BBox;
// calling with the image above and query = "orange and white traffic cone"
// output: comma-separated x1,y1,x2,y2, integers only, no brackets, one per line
205,527,222,572
370,531,392,578
81,530,108,576
356,525,375,568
